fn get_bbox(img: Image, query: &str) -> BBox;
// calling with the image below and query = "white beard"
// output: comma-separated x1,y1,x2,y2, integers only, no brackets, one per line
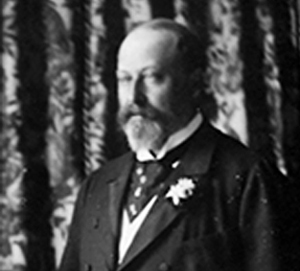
123,115,166,153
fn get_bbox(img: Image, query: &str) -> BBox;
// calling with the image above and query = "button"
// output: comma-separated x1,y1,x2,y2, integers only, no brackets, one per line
92,217,99,229
171,160,180,169
84,263,92,271
159,262,169,271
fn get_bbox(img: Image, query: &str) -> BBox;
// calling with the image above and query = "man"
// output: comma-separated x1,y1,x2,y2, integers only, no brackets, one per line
59,19,286,271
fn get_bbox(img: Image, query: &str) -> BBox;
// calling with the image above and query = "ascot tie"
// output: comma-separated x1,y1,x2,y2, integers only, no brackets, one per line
125,137,193,221
125,161,167,221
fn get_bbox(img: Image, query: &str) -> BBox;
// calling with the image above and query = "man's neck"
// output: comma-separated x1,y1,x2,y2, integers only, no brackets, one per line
136,112,203,162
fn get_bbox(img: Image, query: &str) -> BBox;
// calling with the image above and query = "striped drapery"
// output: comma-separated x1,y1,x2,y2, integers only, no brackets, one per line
1,0,299,270
1,0,26,270
256,0,287,174
44,0,78,266
206,0,248,144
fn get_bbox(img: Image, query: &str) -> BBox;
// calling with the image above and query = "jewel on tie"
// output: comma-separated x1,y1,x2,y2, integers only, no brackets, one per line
134,187,142,197
126,160,167,221
139,175,147,184
129,204,137,216
136,167,144,175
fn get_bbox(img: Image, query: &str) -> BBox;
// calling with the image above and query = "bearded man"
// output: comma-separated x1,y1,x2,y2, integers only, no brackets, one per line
59,19,287,271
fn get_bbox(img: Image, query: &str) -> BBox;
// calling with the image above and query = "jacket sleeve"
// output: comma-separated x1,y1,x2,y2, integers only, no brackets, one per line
238,158,289,271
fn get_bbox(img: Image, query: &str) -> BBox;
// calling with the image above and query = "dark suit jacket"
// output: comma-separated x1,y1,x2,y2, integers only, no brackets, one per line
59,122,287,271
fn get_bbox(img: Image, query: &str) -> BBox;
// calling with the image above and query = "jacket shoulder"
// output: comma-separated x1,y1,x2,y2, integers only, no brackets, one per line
211,126,258,168
77,152,133,202
91,151,133,179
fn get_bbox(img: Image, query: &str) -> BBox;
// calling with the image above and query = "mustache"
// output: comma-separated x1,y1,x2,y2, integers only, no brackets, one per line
118,104,161,125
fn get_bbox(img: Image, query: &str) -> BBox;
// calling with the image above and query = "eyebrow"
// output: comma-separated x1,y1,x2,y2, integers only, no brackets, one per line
116,65,165,74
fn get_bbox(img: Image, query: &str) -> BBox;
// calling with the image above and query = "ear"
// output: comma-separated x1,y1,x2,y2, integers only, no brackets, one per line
187,68,203,100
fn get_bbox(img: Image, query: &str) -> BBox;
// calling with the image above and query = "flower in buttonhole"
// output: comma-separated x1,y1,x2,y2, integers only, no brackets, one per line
165,177,196,206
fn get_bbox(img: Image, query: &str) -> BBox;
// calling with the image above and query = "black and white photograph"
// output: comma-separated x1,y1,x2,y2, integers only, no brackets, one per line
1,1,299,270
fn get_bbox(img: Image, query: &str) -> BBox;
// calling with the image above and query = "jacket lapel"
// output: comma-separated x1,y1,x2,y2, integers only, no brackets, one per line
118,121,218,270
118,165,185,270
108,153,134,238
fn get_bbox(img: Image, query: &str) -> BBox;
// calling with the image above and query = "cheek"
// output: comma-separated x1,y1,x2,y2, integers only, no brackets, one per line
149,91,173,114
146,81,174,111
153,73,187,109
117,87,127,106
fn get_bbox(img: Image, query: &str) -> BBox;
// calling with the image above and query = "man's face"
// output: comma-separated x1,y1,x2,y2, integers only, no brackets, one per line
117,29,190,153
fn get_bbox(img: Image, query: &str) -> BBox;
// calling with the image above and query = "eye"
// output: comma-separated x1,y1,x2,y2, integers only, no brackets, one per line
143,71,163,84
116,73,131,84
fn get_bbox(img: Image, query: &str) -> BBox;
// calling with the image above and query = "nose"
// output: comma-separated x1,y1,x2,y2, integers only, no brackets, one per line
128,76,146,106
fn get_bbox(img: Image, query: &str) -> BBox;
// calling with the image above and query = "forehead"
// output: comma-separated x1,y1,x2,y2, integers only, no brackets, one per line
117,29,180,71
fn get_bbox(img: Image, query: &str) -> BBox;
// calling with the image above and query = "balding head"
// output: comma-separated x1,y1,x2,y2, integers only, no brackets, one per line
119,18,205,76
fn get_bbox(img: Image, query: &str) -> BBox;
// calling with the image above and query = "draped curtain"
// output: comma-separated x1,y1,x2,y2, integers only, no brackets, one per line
1,0,299,270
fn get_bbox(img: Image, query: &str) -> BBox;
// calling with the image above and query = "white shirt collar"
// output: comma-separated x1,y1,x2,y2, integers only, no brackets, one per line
136,113,203,162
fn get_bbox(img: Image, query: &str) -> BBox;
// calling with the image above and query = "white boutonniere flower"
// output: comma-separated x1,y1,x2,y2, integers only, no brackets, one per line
165,177,196,206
